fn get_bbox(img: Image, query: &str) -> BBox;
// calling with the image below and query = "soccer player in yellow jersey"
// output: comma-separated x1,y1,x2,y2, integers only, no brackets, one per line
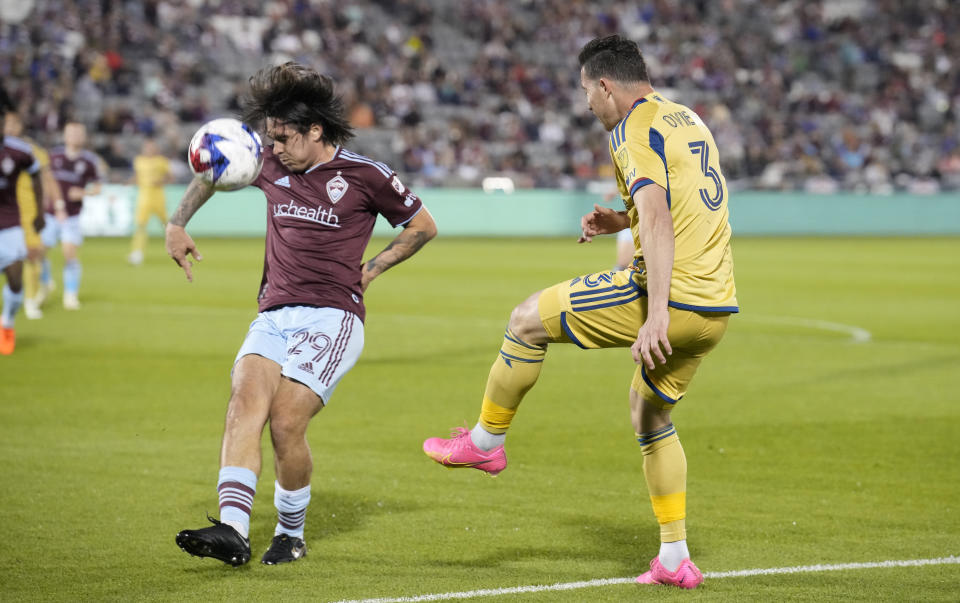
3,111,62,320
128,138,171,265
424,35,737,590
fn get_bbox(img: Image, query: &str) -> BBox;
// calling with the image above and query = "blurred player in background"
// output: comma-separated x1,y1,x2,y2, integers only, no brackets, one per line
3,111,62,320
127,138,171,266
424,35,737,590
0,92,46,354
614,227,634,270
168,62,437,566
45,122,104,310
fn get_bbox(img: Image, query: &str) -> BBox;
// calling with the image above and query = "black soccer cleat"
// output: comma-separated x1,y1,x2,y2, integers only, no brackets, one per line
260,534,307,565
176,515,251,567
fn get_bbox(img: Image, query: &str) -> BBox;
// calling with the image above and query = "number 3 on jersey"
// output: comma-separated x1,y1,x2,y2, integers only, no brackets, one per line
688,140,724,210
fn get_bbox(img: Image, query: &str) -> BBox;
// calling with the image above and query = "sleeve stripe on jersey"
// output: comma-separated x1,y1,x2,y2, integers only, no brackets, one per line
339,149,391,178
629,177,654,196
2,136,34,155
395,204,423,227
648,127,671,209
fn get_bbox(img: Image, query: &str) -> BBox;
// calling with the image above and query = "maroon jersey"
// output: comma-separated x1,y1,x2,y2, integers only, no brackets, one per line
49,147,103,216
252,146,423,321
0,136,40,229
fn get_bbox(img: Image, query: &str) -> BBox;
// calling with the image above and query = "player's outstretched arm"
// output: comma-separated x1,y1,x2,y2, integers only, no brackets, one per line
578,203,630,243
360,207,437,292
165,177,215,282
40,163,61,207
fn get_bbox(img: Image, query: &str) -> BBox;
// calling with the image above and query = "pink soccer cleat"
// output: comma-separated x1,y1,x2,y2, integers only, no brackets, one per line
636,557,703,589
423,427,507,476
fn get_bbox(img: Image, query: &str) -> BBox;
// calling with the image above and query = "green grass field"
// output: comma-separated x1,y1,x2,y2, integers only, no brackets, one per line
1,235,958,602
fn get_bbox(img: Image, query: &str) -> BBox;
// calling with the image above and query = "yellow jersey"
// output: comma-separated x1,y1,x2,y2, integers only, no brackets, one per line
133,155,170,202
610,91,738,312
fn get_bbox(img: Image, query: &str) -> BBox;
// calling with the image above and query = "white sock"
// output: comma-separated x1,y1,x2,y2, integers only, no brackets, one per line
274,482,311,539
222,520,248,539
658,540,690,572
470,424,505,451
2,284,24,328
217,466,257,539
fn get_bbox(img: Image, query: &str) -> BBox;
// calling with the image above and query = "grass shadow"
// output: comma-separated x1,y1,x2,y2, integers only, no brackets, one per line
175,489,421,577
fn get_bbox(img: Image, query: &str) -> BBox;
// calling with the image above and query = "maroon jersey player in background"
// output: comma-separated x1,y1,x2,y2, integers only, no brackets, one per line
45,122,104,310
166,62,437,566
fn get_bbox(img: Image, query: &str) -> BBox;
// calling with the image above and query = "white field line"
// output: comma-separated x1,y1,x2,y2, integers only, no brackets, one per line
329,556,960,603
742,314,872,343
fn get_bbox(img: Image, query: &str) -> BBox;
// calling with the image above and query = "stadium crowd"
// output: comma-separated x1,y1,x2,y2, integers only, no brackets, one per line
1,0,958,193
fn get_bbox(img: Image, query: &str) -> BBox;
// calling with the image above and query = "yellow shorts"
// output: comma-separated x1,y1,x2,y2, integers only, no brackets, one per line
538,268,729,407
135,195,168,226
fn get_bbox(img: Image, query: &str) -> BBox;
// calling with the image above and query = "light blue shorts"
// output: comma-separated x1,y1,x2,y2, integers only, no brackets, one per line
0,226,27,270
41,214,83,247
235,305,365,403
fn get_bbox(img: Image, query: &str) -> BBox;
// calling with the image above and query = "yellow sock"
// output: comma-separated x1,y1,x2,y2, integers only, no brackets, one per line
638,423,687,542
478,329,546,434
23,259,40,300
131,225,148,254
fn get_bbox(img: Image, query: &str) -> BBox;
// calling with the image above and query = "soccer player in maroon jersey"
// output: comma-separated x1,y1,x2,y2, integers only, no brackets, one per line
168,63,437,566
0,100,47,354
45,122,104,310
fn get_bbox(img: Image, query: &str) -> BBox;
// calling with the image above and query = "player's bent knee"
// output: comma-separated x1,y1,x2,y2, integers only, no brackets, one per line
507,290,548,344
269,414,309,452
270,416,305,439
630,384,673,434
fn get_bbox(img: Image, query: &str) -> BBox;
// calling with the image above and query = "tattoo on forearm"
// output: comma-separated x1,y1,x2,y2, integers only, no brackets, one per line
169,179,214,227
367,229,430,276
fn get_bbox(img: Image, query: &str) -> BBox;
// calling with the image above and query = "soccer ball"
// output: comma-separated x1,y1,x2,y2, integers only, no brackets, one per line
188,118,263,191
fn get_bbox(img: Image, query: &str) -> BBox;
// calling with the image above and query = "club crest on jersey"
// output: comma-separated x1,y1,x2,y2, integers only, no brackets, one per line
391,175,405,194
326,172,348,203
1,157,13,175
617,148,628,168
74,162,86,175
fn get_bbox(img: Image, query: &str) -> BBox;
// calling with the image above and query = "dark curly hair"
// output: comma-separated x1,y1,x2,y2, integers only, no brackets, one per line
578,35,650,83
242,62,354,146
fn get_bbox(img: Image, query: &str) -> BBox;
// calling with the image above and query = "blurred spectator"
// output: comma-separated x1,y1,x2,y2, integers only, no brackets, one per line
0,0,956,193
